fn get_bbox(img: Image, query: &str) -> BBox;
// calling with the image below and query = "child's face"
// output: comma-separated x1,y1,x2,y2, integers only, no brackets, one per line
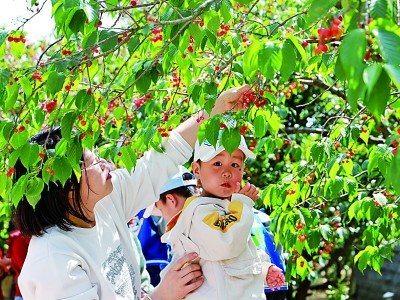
192,149,245,199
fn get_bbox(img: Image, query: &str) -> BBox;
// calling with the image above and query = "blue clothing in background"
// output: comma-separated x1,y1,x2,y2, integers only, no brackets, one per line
130,210,170,286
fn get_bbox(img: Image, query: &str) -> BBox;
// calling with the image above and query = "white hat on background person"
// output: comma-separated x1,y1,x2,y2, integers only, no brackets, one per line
143,165,197,218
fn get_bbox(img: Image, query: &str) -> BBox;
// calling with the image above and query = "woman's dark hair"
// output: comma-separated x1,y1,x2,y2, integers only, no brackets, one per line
12,127,91,237
159,185,198,203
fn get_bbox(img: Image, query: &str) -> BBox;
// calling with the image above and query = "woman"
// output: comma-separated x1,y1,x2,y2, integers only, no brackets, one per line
12,85,252,300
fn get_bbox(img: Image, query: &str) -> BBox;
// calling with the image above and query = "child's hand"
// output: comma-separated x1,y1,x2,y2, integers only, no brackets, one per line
266,265,285,291
212,84,254,116
236,182,259,201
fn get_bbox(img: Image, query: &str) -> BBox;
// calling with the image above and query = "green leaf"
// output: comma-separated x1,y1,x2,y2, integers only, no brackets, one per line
310,143,325,164
221,128,240,156
364,67,391,121
306,0,338,24
204,10,220,34
82,29,99,50
11,175,28,207
10,130,29,149
243,41,260,81
75,89,92,110
53,157,72,186
307,229,321,249
66,139,83,167
254,114,266,138
67,9,86,35
348,200,362,220
373,27,400,66
320,224,333,241
286,33,306,62
120,145,137,172
280,42,296,81
389,151,400,193
113,107,125,120
99,30,118,53
259,43,282,80
5,81,19,111
20,143,39,168
203,118,221,147
339,29,367,80
61,112,77,142
46,71,66,95
136,71,151,95
383,64,400,90
19,76,32,98
26,177,44,208
370,0,392,20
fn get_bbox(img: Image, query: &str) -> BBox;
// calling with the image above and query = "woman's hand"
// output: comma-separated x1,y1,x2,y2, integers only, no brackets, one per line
149,252,204,300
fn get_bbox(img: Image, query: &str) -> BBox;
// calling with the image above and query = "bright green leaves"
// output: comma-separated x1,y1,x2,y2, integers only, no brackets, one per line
306,0,338,25
221,127,241,156
363,64,390,120
11,175,28,207
99,30,119,53
335,26,394,121
243,41,260,81
372,24,400,67
46,72,66,96
355,245,385,274
387,150,400,194
119,145,137,172
244,41,297,82
259,43,282,80
26,177,44,208
369,0,394,21
61,112,77,141
53,156,73,186
281,42,297,81
198,117,220,147
337,29,367,110
19,143,40,169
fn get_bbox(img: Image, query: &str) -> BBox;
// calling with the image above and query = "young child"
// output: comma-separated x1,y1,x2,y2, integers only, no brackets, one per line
161,135,285,299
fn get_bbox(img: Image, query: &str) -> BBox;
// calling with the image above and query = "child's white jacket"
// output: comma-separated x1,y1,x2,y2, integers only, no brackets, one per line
161,194,269,299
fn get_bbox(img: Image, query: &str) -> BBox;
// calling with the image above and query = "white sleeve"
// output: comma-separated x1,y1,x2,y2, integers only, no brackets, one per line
19,254,99,300
110,131,193,222
184,194,255,261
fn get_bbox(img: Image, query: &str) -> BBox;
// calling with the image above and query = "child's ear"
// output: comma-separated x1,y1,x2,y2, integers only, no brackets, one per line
191,161,201,178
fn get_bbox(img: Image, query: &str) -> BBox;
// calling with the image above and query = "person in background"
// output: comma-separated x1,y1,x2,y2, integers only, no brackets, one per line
252,209,288,299
0,246,11,300
5,224,30,300
12,84,253,300
129,212,169,287
133,166,199,286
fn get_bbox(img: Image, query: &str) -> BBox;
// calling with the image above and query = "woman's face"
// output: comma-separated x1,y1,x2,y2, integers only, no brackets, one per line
79,149,114,212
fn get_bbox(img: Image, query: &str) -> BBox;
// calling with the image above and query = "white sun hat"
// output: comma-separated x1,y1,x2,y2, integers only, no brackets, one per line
194,135,256,162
